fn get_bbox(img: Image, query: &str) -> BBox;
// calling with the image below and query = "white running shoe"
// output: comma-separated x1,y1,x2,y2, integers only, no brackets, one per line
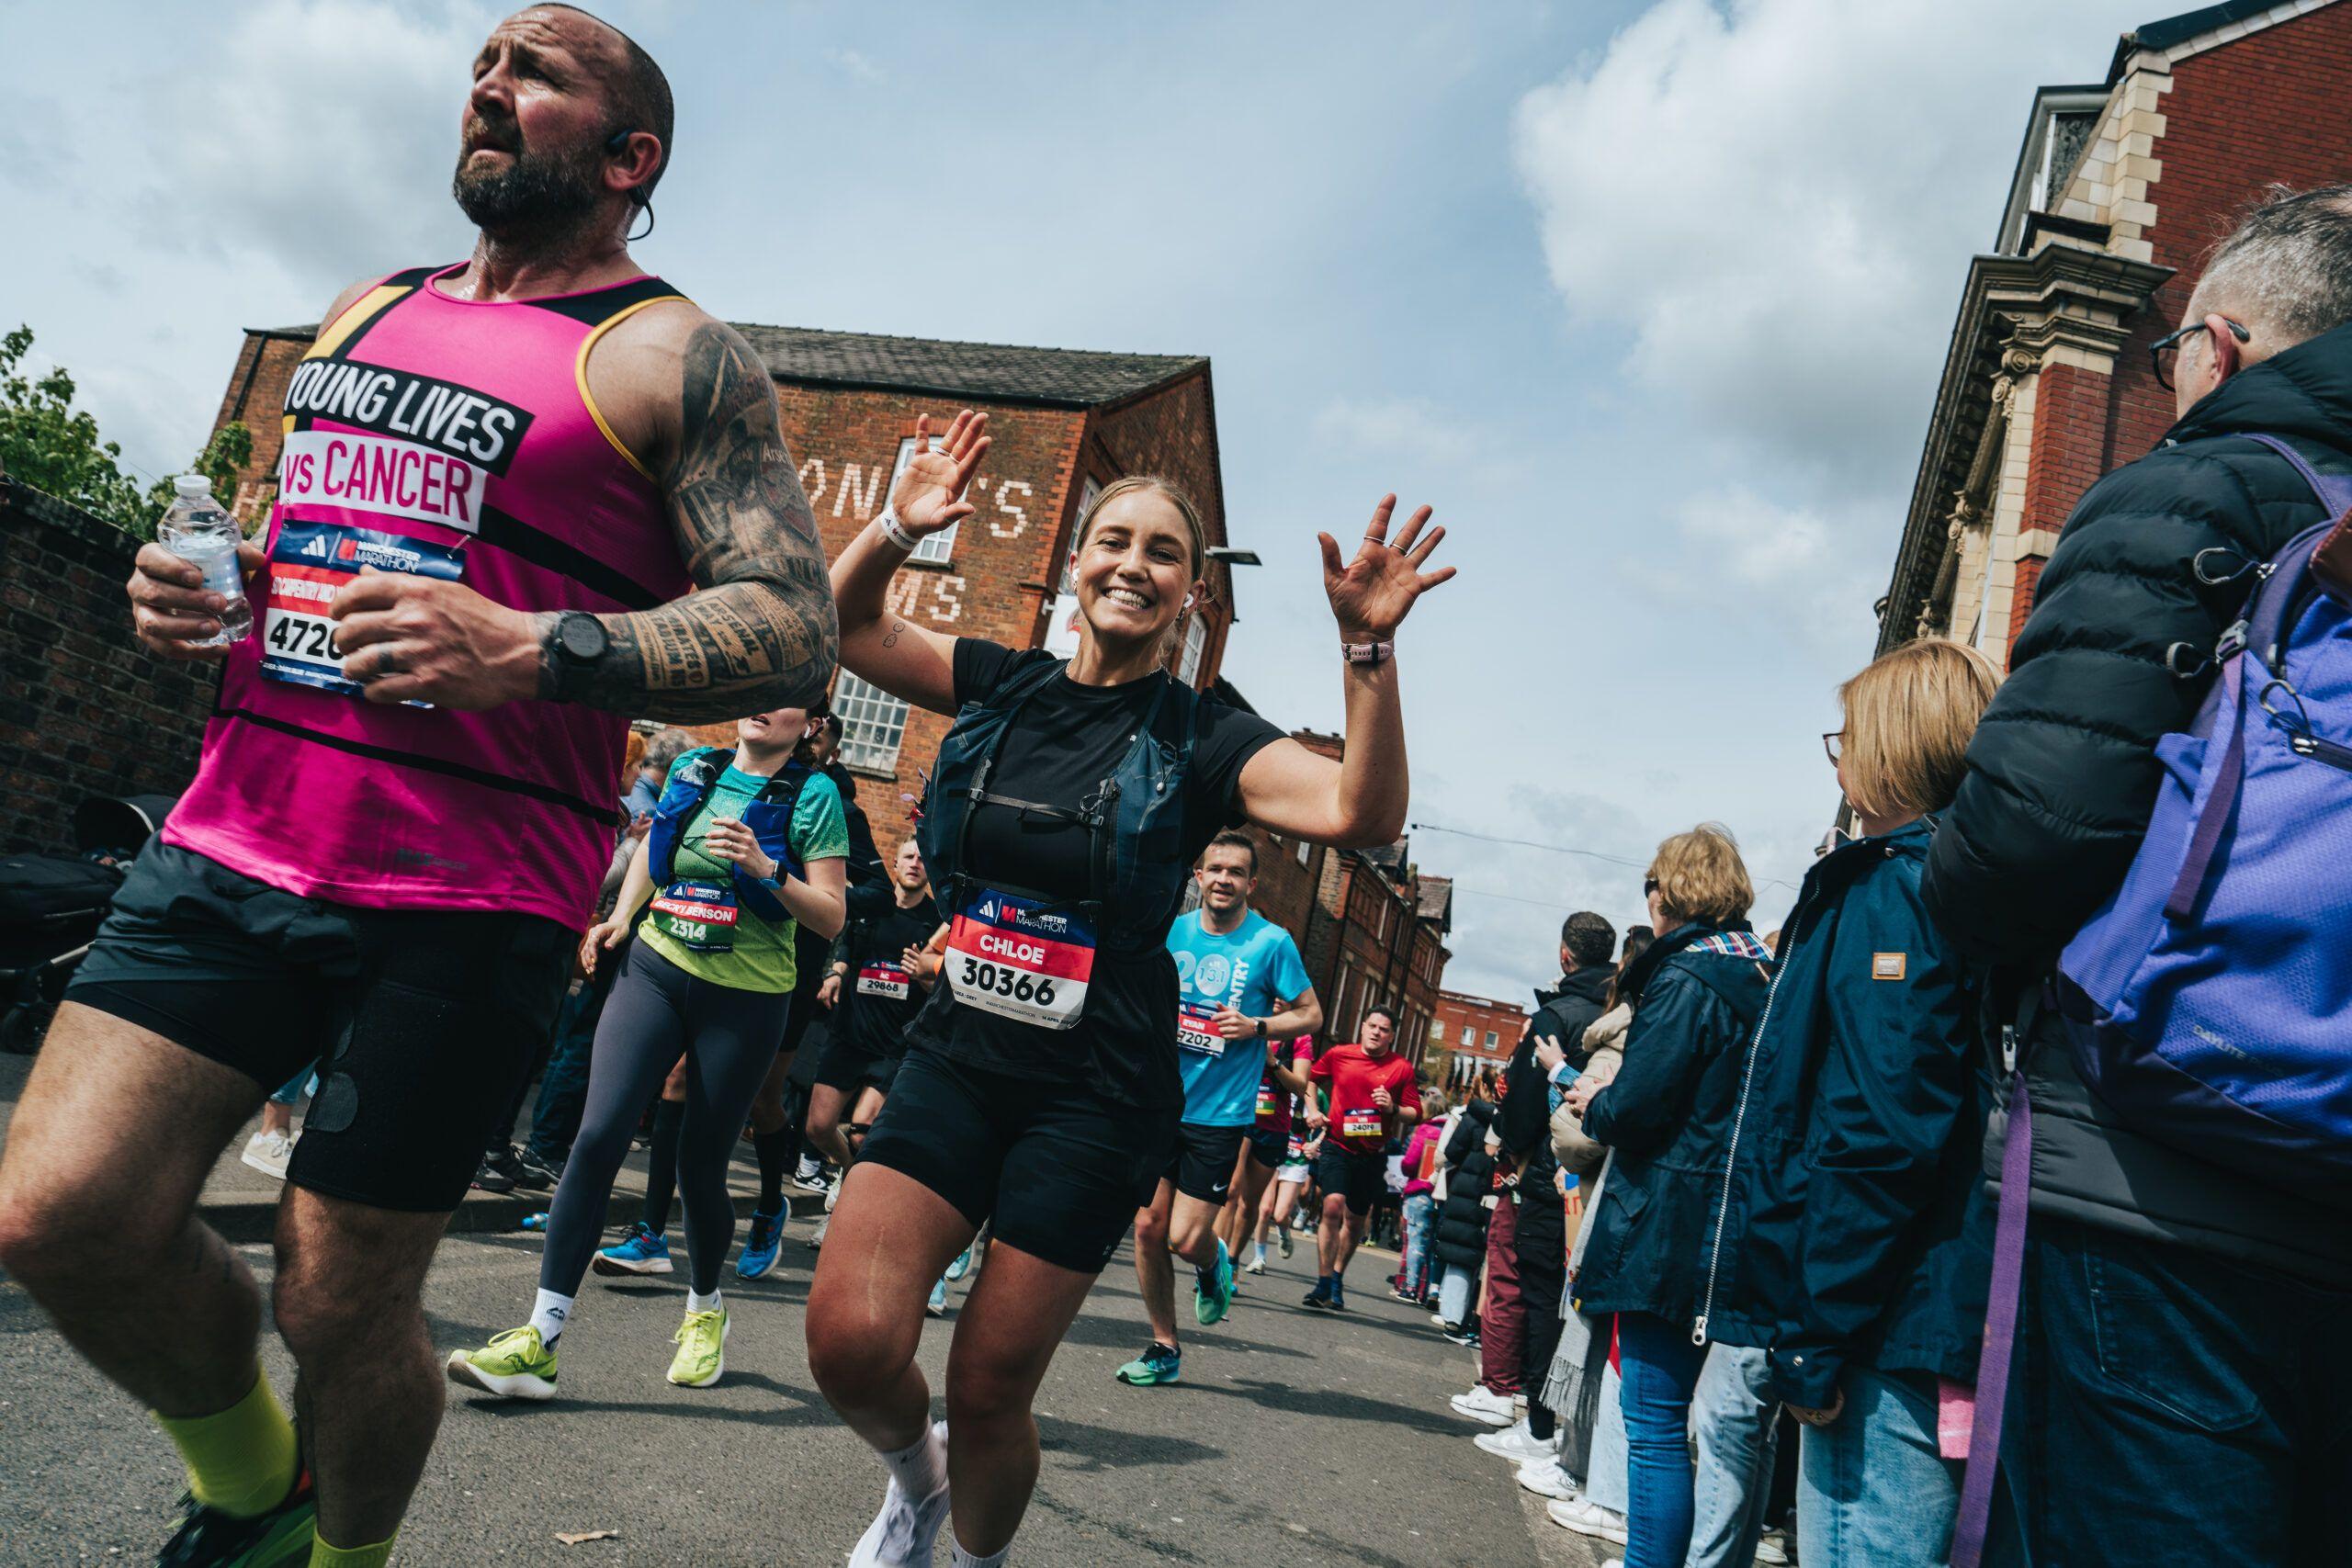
1244,1253,1266,1275
1546,1496,1629,1545
1475,1419,1555,1464
808,1213,831,1251
1516,1456,1579,1500
849,1421,951,1567
239,1128,294,1180
1755,1527,1792,1564
1450,1384,1516,1426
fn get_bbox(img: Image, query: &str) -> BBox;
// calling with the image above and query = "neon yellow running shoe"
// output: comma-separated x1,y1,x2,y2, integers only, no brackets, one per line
445,1326,558,1401
667,1307,729,1387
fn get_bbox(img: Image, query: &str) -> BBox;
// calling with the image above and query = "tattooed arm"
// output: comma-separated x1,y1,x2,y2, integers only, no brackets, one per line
537,315,839,720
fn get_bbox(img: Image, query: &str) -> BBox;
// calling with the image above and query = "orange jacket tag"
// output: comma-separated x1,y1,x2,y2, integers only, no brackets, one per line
1872,953,1907,981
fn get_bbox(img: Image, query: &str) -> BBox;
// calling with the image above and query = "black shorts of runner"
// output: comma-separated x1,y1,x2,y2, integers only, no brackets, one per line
64,840,570,1213
1244,1126,1289,1172
862,1050,903,1096
814,1027,883,1093
1316,1144,1389,1218
859,1049,1179,1274
1160,1122,1245,1205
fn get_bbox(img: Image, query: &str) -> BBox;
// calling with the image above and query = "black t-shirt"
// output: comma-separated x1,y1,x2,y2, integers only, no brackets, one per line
839,889,941,1059
903,639,1284,1109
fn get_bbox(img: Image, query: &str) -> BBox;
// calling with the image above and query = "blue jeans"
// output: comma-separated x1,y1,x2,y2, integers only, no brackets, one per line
1996,1216,2352,1565
267,1066,316,1107
1436,1258,1475,1327
522,973,606,1168
1797,1364,1953,1568
1617,1311,1708,1568
1689,1343,1780,1568
1399,1192,1437,1297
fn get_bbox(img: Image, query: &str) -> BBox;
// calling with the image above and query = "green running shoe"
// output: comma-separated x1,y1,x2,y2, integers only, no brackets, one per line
445,1325,559,1401
155,1467,316,1567
667,1306,729,1387
1114,1341,1182,1385
1193,1237,1236,1326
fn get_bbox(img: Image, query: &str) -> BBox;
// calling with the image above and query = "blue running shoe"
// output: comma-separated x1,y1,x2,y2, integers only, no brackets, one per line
1193,1237,1235,1326
736,1209,784,1280
1301,1275,1334,1309
1114,1342,1182,1385
926,1276,950,1317
944,1246,975,1282
592,1222,673,1277
1329,1275,1349,1313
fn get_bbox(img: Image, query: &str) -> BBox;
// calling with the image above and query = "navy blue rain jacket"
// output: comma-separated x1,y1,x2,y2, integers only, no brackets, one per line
1574,923,1772,1328
1704,821,1991,1408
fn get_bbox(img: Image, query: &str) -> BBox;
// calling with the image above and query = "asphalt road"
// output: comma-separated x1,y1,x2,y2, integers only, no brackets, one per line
1,1213,1603,1567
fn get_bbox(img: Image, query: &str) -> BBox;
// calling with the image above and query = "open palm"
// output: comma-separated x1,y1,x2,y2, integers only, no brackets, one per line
888,410,991,535
1319,496,1455,640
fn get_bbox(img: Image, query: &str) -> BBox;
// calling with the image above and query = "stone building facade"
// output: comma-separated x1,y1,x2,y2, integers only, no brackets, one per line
1877,0,2352,666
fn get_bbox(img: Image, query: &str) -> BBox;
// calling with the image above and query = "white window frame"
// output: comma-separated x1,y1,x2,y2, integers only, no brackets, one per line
834,671,910,773
1177,613,1208,686
1484,1030,1498,1050
1461,1024,1476,1046
1295,838,1310,866
892,434,957,564
1062,477,1102,592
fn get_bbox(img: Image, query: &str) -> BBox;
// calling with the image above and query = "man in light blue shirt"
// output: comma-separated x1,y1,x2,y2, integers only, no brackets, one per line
1115,831,1320,1387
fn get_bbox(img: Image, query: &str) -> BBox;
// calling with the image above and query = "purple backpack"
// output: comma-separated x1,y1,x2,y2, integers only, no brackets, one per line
2056,434,2352,1201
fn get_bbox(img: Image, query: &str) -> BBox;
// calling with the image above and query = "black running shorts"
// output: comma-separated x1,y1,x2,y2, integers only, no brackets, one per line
813,1026,882,1093
1161,1122,1245,1205
858,1049,1178,1274
1316,1144,1389,1218
1244,1126,1289,1172
65,841,570,1213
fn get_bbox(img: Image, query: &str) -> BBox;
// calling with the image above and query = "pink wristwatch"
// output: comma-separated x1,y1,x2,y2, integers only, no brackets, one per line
1341,639,1396,666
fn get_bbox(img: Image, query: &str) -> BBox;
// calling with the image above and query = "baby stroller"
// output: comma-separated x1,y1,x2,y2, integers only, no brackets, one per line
0,793,174,1053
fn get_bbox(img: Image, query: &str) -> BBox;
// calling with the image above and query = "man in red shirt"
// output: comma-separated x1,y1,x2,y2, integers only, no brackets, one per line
1302,1007,1420,1310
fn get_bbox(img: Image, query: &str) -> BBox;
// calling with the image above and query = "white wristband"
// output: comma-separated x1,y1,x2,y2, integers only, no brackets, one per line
876,507,920,553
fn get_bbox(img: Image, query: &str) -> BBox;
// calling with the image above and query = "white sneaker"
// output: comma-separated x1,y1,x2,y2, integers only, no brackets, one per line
1475,1419,1554,1464
850,1421,951,1567
807,1213,830,1251
1450,1384,1516,1426
1516,1456,1579,1500
1244,1254,1266,1275
240,1128,294,1180
1546,1496,1629,1545
1755,1527,1792,1564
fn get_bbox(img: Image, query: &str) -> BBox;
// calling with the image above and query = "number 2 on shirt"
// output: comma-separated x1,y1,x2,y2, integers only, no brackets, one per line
944,886,1094,1031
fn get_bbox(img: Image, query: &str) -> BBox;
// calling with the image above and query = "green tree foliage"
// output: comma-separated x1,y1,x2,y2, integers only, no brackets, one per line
0,325,254,539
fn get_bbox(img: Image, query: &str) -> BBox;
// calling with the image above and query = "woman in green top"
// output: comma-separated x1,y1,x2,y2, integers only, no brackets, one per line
447,705,848,1399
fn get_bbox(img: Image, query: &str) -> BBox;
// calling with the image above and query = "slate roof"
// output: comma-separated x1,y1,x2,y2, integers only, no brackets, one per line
1416,874,1454,926
254,319,1207,412
2109,0,2309,79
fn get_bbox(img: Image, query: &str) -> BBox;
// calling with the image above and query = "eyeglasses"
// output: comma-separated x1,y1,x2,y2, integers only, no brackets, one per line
1823,730,1845,763
1643,876,1659,897
2150,317,2251,391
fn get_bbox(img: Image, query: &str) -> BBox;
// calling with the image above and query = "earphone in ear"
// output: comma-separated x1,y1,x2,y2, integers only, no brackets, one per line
604,127,636,155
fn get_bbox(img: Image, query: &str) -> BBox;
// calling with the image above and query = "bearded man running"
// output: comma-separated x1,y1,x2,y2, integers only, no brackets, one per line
0,9,835,1566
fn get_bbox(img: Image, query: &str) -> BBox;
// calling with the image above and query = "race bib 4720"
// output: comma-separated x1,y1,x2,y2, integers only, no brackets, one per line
260,521,464,700
944,888,1095,1031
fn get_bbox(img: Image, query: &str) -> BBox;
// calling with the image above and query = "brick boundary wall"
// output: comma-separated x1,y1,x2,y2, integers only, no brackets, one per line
0,470,212,853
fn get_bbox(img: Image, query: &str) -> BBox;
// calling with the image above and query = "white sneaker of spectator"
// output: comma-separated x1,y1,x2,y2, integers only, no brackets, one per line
1475,1419,1555,1464
1546,1496,1628,1545
1515,1455,1579,1500
1755,1526,1792,1564
1450,1384,1515,1425
240,1127,296,1181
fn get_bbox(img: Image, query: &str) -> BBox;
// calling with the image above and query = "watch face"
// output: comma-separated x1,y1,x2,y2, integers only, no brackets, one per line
560,614,607,661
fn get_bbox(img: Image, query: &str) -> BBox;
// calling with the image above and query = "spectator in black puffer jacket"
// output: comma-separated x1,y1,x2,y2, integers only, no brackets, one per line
1923,185,2352,1566
1567,826,1771,1568
1431,1094,1498,1336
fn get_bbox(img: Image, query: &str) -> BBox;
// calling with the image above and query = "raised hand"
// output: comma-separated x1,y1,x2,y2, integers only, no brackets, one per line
1317,495,1456,641
888,410,992,536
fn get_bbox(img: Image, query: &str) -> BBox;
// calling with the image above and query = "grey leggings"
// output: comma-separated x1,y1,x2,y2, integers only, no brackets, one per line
540,941,791,1298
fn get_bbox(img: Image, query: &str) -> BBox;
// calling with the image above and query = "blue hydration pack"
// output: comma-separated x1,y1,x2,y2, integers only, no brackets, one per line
917,655,1201,954
2057,434,2352,1201
646,749,809,924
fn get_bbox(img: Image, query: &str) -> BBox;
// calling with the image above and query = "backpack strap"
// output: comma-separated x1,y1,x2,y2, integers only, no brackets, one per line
2243,434,2352,517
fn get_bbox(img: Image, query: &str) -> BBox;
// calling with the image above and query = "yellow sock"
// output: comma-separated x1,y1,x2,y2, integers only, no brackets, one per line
310,1534,396,1568
152,1367,299,1518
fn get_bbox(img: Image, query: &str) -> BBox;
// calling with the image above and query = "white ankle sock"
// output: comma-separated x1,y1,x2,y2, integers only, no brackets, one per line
881,1421,945,1497
529,1289,573,1345
949,1539,1008,1567
687,1287,722,1314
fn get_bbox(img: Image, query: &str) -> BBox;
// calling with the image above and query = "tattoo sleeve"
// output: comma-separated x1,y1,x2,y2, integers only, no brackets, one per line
542,321,839,720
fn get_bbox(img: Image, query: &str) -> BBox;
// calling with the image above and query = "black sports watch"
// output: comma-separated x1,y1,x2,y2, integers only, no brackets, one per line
550,612,609,694
1255,1017,1267,1039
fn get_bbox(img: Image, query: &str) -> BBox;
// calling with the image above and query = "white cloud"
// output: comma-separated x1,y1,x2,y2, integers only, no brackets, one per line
1312,396,1482,467
825,47,883,84
1511,0,2123,472
1666,484,1883,648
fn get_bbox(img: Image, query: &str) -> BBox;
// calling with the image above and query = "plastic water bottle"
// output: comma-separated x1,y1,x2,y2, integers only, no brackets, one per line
157,475,251,648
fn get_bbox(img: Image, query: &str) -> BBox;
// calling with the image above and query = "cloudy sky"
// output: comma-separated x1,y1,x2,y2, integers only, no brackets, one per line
4,0,2151,1000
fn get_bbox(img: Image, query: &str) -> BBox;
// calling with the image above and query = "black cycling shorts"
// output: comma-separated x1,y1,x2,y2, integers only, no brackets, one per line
814,1027,883,1093
1245,1126,1289,1171
65,841,570,1213
1316,1144,1389,1218
859,1049,1178,1275
1161,1122,1245,1205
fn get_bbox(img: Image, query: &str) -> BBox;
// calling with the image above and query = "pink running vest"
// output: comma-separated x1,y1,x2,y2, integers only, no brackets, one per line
165,264,694,929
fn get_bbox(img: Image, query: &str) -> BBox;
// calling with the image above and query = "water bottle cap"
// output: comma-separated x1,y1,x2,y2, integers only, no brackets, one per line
174,474,213,497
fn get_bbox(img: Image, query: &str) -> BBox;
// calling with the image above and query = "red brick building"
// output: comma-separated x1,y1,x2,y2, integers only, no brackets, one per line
207,317,1243,838
1430,989,1529,1090
1877,0,2352,664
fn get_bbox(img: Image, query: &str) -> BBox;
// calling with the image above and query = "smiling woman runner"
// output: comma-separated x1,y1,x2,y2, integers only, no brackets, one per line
804,410,1455,1568
447,705,846,1398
